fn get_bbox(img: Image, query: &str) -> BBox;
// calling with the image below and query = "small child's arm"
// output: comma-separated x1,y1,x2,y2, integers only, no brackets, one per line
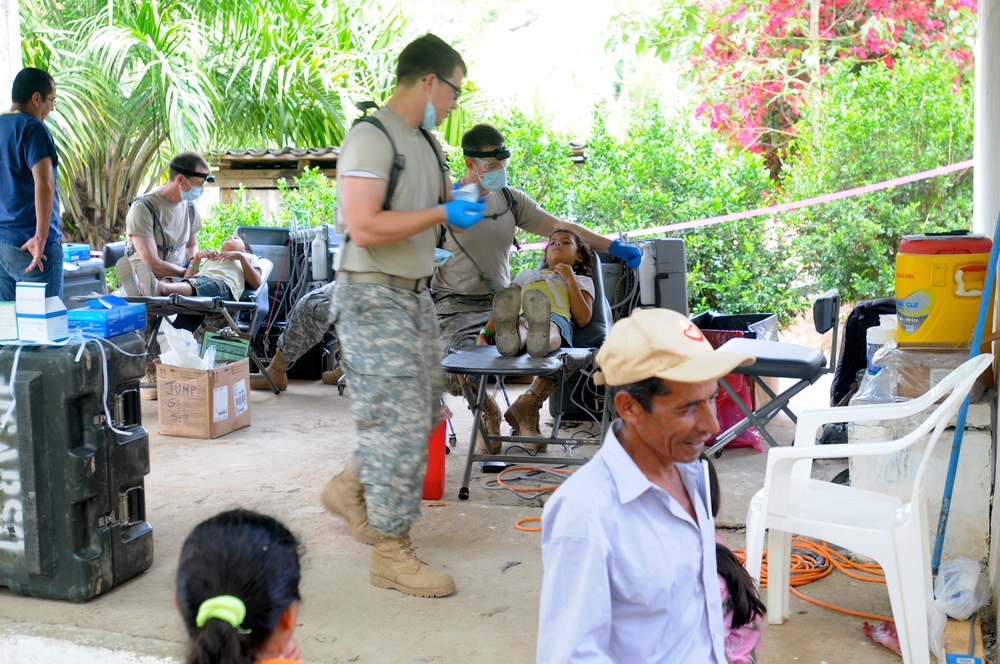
553,264,593,327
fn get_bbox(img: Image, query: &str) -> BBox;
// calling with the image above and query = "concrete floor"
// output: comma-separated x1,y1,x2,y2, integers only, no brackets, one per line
0,365,917,664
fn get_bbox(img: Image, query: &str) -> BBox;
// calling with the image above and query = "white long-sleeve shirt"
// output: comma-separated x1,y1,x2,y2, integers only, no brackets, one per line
537,422,726,663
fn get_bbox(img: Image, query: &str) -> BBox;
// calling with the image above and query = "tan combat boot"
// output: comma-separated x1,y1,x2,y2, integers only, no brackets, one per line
370,531,456,597
249,349,290,391
320,465,378,544
504,375,559,453
140,363,158,401
474,392,503,455
322,365,344,385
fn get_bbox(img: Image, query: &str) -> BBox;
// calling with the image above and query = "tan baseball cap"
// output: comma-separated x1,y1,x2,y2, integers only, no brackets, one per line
594,309,755,386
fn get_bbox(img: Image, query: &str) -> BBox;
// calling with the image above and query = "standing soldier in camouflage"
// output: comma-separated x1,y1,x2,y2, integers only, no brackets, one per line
250,125,643,458
320,33,484,598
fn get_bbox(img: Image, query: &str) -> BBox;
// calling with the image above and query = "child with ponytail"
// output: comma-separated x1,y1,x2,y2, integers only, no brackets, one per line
176,509,303,664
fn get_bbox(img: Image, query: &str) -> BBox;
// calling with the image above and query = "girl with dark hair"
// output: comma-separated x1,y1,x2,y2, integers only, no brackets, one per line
175,509,303,664
118,234,261,300
480,229,595,358
702,454,766,663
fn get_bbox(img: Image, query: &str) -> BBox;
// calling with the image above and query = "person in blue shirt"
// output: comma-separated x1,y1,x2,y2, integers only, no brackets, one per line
0,67,63,300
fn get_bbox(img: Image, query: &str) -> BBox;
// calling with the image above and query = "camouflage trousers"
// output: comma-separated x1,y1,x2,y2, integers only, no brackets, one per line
331,282,444,536
433,292,492,398
277,281,337,363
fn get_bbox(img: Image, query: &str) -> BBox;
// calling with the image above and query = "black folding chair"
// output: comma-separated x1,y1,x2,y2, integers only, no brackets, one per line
706,289,841,455
441,253,614,500
102,241,280,394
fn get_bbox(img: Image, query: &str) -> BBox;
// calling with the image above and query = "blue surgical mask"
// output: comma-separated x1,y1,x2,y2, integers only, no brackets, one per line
181,186,204,202
479,167,507,192
421,99,437,130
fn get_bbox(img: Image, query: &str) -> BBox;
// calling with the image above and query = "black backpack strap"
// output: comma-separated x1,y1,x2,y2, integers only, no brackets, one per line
418,128,449,205
502,186,518,219
127,195,169,261
504,188,522,251
353,115,403,211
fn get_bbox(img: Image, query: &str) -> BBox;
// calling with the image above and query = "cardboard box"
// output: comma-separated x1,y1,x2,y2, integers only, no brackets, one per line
157,358,251,439
67,295,146,338
895,349,985,400
0,302,17,340
16,296,69,343
62,243,91,262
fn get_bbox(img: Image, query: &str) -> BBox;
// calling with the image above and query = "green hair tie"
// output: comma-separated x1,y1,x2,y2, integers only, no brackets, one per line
195,595,252,635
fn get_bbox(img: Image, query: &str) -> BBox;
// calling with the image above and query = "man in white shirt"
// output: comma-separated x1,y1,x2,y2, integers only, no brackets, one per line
537,308,755,663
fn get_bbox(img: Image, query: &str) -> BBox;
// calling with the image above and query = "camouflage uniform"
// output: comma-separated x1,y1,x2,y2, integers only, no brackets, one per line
433,292,493,397
331,282,444,536
275,281,337,362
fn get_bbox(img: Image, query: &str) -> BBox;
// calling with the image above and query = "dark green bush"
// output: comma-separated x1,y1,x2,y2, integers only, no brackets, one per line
781,57,974,302
201,168,337,249
570,107,802,321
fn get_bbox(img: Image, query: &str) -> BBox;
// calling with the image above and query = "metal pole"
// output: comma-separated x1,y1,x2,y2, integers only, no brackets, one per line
931,210,1000,574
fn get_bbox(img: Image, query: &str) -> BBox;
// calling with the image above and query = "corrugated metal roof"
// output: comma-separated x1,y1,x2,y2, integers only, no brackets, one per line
213,147,340,160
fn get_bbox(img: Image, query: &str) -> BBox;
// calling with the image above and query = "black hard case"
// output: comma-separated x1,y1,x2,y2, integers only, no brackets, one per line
0,332,152,601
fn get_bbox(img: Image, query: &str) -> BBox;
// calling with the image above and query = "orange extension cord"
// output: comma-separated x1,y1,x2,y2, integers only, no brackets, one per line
734,538,893,623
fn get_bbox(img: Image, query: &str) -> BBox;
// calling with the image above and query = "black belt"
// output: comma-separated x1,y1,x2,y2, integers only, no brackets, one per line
339,271,430,293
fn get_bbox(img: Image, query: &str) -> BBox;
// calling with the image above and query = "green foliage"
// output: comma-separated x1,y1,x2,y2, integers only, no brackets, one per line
200,187,267,249
201,168,337,248
276,167,340,228
781,57,975,302
570,106,803,321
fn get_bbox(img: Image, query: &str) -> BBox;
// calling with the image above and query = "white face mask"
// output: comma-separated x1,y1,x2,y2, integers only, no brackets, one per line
180,186,204,202
478,167,507,192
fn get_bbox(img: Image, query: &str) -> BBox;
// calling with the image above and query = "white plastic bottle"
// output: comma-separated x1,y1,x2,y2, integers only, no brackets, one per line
311,227,328,281
637,242,656,306
866,315,897,376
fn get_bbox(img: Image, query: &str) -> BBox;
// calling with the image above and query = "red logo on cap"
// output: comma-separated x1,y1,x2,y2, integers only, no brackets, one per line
683,323,704,342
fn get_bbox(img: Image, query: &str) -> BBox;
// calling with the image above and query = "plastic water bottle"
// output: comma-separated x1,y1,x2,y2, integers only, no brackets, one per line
452,182,480,202
311,227,328,281
866,315,897,376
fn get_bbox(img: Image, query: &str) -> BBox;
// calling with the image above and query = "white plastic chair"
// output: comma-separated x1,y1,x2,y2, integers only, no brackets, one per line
744,353,993,664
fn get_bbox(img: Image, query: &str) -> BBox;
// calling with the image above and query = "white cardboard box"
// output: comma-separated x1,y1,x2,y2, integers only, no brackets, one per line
16,296,69,343
15,282,47,315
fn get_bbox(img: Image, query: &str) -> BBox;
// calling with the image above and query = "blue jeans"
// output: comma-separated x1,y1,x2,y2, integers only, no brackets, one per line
0,242,64,301
185,276,233,300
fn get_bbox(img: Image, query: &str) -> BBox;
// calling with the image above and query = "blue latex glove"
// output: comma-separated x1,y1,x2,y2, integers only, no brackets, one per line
442,199,486,229
609,239,642,269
